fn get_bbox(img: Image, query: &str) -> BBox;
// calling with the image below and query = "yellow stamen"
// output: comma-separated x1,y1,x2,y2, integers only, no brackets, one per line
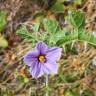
39,55,45,63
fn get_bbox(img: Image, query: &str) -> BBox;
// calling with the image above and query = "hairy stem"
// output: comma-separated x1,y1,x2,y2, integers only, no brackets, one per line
45,74,49,96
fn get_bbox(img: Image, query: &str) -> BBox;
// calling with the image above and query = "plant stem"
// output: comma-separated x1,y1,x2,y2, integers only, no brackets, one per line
45,74,48,96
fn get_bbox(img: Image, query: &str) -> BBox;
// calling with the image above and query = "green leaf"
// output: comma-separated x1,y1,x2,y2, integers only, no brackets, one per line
53,30,63,41
51,2,65,13
16,25,33,41
56,30,96,46
32,23,40,32
0,35,8,48
43,19,59,33
69,11,85,29
0,11,7,32
56,33,78,46
79,33,96,46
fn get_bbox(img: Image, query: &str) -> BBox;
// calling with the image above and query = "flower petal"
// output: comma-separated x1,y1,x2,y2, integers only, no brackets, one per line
36,42,48,55
23,50,39,67
46,47,62,61
42,61,58,75
30,62,44,78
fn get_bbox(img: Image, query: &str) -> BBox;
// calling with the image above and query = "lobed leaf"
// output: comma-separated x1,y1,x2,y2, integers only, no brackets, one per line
79,33,96,46
16,25,33,41
43,19,59,33
56,33,78,46
69,11,85,29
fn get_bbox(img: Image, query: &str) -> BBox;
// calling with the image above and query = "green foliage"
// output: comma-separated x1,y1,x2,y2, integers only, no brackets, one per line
53,29,67,42
32,23,40,32
16,25,34,41
0,11,7,32
16,19,65,46
68,11,85,29
43,19,67,46
56,11,96,46
79,33,96,46
17,11,96,48
56,32,78,45
43,19,59,33
50,2,65,13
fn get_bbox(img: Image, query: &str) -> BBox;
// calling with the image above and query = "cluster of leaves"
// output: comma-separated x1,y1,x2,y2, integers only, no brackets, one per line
16,18,65,47
17,10,96,48
57,11,96,46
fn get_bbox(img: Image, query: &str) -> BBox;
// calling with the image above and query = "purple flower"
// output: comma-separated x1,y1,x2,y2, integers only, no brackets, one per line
23,42,62,78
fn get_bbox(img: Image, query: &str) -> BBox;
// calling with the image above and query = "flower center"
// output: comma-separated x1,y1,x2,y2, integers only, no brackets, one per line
38,55,46,63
